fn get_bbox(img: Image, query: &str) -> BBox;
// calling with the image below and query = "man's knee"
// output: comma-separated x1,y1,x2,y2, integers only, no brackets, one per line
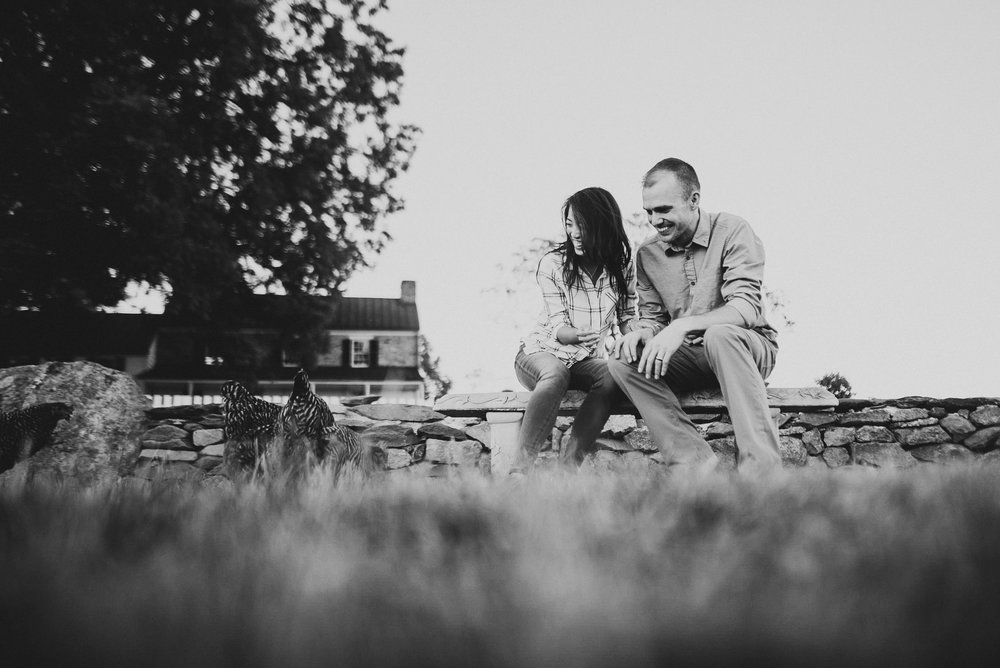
703,324,745,352
606,356,635,383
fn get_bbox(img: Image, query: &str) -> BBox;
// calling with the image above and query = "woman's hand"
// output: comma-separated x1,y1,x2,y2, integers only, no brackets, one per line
556,326,600,346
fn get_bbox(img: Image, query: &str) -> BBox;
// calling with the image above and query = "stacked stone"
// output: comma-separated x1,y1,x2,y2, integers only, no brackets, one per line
133,402,495,482
131,396,1000,481
134,406,227,481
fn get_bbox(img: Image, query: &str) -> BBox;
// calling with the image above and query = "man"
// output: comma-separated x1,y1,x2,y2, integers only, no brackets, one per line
607,158,781,474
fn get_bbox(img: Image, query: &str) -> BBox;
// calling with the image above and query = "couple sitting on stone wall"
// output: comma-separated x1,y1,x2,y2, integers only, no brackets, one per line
514,158,780,476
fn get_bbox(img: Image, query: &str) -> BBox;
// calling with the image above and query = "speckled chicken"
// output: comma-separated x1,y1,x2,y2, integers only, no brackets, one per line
279,369,386,478
220,380,282,476
0,402,74,474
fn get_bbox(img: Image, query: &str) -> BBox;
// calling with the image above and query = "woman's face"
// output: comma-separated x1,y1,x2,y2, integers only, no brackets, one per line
565,208,585,256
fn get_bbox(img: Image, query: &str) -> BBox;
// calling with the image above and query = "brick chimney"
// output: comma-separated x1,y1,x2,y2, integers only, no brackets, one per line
400,280,416,304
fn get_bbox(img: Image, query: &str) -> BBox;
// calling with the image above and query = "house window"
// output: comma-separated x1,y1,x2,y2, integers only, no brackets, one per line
351,339,371,367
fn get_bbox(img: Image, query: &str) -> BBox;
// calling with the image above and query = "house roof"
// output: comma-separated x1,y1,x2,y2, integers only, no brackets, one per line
162,293,420,332
138,364,423,382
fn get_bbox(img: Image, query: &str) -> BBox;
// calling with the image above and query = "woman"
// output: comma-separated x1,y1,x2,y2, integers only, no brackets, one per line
514,186,636,471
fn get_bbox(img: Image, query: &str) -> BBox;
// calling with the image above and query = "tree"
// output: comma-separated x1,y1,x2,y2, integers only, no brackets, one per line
0,1,417,322
418,334,451,402
816,372,854,399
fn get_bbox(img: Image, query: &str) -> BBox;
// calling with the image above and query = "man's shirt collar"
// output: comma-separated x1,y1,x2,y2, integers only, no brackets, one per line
664,209,709,253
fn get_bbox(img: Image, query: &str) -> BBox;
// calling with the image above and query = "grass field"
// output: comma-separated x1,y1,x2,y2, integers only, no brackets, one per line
2,464,1000,667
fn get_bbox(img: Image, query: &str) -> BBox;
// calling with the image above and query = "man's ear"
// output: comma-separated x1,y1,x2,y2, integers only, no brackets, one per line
690,191,700,208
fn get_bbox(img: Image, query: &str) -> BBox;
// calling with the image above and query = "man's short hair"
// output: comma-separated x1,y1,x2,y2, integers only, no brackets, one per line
643,158,700,198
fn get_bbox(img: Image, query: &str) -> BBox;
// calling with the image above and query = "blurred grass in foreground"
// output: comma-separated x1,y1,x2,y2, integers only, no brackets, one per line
2,465,1000,667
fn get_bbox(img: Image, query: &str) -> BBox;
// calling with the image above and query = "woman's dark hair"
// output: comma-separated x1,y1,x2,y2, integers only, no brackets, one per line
556,187,631,295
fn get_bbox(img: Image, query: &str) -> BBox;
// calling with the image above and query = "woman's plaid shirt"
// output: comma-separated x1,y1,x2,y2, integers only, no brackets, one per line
521,249,637,365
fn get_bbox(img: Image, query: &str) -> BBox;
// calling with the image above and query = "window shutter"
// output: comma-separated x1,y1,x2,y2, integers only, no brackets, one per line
370,339,380,367
341,339,350,367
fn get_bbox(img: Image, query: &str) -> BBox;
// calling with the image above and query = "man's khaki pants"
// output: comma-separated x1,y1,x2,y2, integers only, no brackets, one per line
607,324,782,473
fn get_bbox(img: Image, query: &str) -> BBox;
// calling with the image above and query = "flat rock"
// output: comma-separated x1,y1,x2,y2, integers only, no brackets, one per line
964,426,1000,452
822,447,850,468
885,407,929,422
708,436,738,471
199,444,225,458
970,405,1000,428
623,427,659,453
340,394,381,407
194,456,224,472
805,455,828,470
139,449,198,462
424,438,483,467
855,425,895,443
334,417,376,431
779,437,808,467
895,425,951,447
464,422,491,446
193,429,224,447
554,417,575,430
704,422,735,439
146,404,221,421
441,416,482,428
794,412,839,428
359,424,422,449
895,418,938,429
349,404,445,423
143,425,190,442
909,443,975,464
823,427,856,447
851,442,916,469
595,437,629,452
802,429,824,455
688,413,723,424
385,448,412,470
417,422,469,441
939,414,976,440
981,450,1000,466
0,361,149,485
140,438,193,451
779,426,806,436
601,414,637,438
200,415,226,429
838,410,891,426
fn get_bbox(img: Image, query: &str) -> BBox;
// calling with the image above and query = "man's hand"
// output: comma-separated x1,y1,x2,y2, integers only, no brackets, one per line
613,329,651,363
637,325,688,379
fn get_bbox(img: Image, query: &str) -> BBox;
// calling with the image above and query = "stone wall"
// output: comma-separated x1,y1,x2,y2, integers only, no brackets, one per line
132,395,1000,481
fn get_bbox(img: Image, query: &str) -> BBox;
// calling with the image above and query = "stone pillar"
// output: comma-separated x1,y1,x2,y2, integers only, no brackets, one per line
486,411,523,476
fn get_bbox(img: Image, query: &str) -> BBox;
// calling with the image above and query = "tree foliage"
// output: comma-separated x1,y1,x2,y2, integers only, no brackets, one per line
418,333,451,401
0,0,417,319
816,372,854,399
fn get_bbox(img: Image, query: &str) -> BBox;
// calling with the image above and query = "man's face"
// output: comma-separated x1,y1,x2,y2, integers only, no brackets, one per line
642,172,700,247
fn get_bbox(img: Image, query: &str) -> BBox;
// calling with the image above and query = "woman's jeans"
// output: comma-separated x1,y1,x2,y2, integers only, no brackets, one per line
513,347,624,470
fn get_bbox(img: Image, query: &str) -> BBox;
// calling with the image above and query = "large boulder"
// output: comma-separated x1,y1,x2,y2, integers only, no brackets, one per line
0,361,149,485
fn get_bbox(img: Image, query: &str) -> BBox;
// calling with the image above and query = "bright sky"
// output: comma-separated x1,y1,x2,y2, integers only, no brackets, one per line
342,0,1000,399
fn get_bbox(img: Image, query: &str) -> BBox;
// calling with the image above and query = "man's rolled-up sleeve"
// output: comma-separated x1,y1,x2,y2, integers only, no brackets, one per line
721,222,767,326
